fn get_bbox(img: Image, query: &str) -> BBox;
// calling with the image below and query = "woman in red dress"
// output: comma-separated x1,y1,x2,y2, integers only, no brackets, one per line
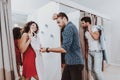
19,21,39,80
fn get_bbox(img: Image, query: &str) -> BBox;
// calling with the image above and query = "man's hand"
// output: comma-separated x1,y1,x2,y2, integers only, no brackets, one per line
52,13,58,20
88,26,100,40
40,48,46,53
88,26,92,32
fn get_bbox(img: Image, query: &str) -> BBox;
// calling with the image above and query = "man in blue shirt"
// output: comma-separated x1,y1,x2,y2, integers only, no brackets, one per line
40,12,84,80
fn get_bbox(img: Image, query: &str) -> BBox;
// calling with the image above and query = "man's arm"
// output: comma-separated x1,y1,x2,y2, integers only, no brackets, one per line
89,31,100,40
40,47,66,53
40,26,74,53
88,26,100,40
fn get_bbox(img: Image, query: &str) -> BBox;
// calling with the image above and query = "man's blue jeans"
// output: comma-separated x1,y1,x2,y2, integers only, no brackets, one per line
88,51,103,80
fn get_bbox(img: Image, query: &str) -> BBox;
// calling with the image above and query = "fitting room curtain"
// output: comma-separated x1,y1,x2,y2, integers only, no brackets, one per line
79,11,89,80
0,0,17,80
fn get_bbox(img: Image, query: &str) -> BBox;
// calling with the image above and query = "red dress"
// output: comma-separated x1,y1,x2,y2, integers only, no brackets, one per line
14,40,22,65
22,44,37,78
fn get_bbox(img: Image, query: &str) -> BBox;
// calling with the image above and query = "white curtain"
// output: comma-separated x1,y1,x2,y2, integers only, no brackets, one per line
0,0,17,80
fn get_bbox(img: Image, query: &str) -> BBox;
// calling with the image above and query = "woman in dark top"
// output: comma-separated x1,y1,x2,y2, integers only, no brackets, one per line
13,27,23,77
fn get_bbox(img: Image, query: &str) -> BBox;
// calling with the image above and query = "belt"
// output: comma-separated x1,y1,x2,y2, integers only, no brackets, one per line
88,50,103,53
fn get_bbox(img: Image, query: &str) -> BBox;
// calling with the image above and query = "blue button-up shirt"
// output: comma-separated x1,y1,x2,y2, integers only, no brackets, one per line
62,22,84,65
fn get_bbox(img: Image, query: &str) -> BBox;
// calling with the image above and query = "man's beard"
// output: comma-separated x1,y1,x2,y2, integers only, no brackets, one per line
61,23,66,28
83,26,88,31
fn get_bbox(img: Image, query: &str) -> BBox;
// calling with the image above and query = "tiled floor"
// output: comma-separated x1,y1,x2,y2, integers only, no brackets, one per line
103,65,120,80
26,64,120,80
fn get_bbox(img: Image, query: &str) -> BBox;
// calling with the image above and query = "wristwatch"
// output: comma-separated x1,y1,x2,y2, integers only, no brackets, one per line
46,48,50,53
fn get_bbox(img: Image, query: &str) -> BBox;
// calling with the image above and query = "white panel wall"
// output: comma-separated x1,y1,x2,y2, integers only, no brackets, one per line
103,19,112,63
68,11,80,31
27,2,61,80
93,0,120,65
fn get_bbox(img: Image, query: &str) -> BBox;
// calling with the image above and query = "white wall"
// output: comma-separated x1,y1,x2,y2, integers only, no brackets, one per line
68,11,80,30
11,0,50,14
28,2,61,80
103,19,112,63
93,0,120,65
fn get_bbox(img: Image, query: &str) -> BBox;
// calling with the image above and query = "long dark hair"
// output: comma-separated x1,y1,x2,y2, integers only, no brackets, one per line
23,21,39,34
13,27,22,40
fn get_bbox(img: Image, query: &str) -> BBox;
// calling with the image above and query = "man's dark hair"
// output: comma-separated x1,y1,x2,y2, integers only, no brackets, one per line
81,16,91,24
13,27,22,40
57,12,68,21
23,21,39,33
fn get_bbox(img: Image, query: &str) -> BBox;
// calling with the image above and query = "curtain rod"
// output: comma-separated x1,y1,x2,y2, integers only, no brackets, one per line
51,0,110,20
